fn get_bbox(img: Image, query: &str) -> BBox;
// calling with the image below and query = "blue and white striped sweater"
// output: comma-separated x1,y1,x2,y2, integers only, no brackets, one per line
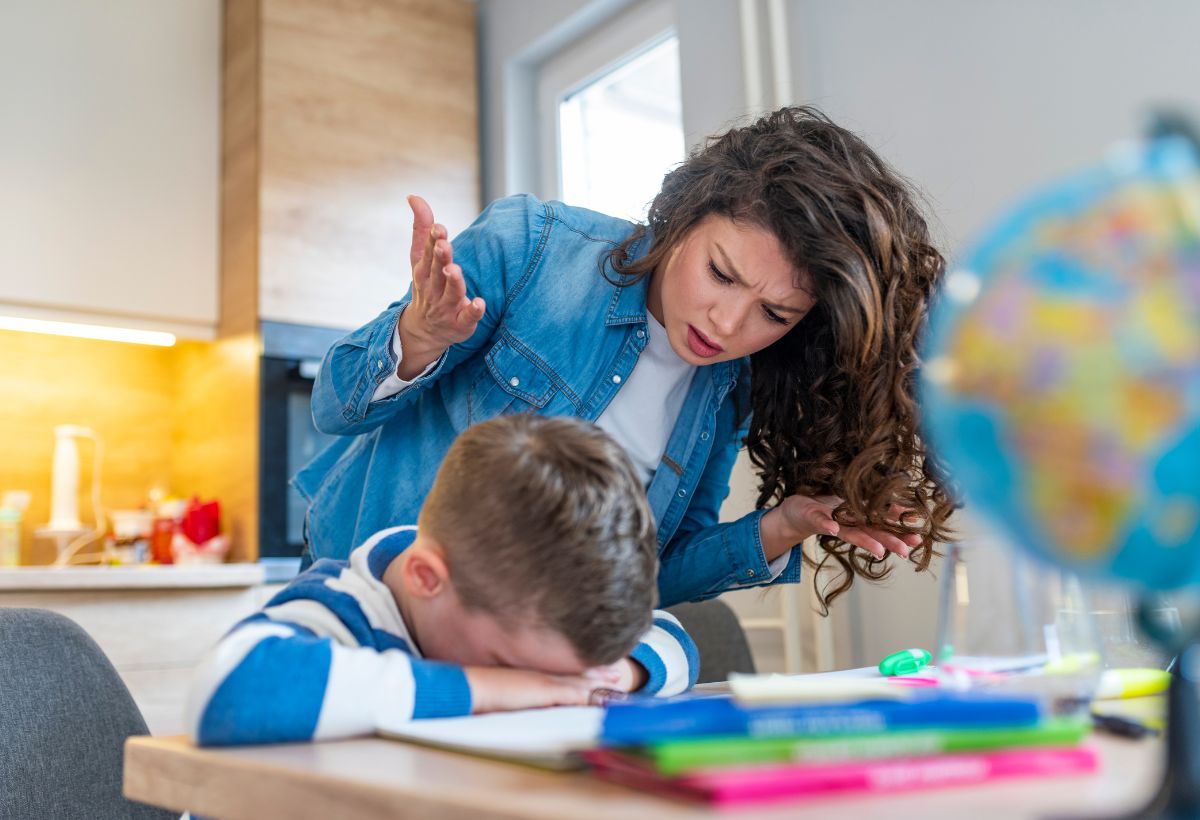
187,527,700,746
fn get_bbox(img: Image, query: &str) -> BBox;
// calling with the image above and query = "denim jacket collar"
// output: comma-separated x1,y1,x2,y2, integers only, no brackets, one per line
601,226,744,393
604,227,654,327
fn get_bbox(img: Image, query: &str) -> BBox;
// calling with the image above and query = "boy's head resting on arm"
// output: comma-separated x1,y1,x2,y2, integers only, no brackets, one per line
382,413,658,676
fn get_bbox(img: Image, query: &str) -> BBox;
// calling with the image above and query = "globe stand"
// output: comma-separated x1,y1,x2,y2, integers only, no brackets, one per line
1126,597,1200,819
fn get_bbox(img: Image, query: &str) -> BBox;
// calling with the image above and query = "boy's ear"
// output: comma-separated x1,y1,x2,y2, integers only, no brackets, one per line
402,543,451,599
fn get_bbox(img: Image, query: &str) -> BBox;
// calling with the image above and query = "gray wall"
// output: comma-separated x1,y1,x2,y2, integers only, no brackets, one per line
673,0,750,149
786,0,1200,257
782,0,1200,666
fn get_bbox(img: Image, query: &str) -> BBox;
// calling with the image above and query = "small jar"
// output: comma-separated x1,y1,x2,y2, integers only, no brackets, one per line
150,517,176,564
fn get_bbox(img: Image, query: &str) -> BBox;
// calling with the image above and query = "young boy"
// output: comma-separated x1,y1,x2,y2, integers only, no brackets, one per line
187,414,700,745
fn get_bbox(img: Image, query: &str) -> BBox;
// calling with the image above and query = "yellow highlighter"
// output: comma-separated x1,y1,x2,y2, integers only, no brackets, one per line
1094,668,1172,700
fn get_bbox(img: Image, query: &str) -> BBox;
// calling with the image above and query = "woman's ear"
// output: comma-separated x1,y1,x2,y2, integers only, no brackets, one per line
401,543,451,599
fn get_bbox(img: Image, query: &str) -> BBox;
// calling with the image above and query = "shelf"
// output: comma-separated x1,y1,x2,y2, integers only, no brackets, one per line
0,563,265,591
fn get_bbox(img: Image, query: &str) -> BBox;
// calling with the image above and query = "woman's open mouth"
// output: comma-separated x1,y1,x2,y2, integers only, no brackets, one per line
687,325,723,358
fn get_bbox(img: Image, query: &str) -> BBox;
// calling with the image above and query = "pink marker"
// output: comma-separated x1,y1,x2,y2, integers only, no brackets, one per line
889,675,940,687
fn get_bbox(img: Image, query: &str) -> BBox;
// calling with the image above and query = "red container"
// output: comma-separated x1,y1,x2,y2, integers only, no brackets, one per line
181,498,220,547
150,517,176,564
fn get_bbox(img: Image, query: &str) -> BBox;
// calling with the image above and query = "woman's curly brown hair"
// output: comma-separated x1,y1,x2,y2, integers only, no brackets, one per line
606,106,957,611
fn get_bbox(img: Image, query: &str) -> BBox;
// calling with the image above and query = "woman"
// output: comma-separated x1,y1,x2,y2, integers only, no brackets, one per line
297,106,954,609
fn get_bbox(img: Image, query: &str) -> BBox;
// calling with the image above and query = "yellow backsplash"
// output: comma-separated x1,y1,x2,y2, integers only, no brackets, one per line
0,329,257,564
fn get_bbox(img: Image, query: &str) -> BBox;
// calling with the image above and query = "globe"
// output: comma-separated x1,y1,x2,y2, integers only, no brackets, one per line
921,138,1200,593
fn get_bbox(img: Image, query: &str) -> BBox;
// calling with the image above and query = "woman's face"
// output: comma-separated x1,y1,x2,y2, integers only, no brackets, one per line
647,215,816,365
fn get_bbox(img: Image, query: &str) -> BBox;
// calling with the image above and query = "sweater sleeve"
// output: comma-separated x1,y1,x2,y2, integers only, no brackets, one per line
185,558,471,746
628,610,701,697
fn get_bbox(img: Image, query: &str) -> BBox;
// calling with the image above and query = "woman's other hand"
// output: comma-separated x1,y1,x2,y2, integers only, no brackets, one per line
761,495,922,562
395,195,487,379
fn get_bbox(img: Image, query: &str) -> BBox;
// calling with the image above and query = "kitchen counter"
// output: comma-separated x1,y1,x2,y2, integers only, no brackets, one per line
0,563,265,591
0,562,272,735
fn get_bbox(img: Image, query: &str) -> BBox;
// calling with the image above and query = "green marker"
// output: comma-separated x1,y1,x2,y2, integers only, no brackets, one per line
879,647,932,676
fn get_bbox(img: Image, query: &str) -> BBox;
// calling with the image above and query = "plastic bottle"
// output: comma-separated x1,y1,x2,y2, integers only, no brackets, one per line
0,508,21,567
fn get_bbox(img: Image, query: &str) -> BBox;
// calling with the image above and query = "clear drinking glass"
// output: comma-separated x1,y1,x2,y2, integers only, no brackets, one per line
1081,582,1180,669
934,515,1103,711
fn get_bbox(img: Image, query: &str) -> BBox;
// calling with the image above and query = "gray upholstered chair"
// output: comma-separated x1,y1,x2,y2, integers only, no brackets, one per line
0,607,175,819
665,599,757,683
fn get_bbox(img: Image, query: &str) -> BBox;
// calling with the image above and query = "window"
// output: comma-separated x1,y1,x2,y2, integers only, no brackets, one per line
538,0,684,223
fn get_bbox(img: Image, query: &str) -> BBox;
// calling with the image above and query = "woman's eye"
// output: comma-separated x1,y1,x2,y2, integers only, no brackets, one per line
762,307,789,326
708,261,733,284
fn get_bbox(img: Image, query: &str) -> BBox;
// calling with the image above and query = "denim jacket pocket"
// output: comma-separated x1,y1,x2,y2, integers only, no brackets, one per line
468,336,557,423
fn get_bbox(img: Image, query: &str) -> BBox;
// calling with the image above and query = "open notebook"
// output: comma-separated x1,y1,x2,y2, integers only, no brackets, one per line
378,706,605,770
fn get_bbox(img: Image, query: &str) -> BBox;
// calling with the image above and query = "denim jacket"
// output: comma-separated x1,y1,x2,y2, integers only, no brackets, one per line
295,194,802,606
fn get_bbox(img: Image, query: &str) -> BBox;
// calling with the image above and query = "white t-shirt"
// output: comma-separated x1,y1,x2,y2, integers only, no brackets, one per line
596,316,791,578
595,312,695,486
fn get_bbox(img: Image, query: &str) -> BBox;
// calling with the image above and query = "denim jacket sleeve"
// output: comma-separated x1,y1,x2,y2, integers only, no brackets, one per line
311,195,548,436
656,408,803,607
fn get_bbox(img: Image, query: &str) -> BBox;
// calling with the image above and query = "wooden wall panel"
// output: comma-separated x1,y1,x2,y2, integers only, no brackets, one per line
258,0,481,330
208,0,265,562
221,0,262,339
171,338,259,563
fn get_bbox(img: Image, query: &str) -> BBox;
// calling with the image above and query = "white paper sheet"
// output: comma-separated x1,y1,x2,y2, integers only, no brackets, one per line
377,706,604,770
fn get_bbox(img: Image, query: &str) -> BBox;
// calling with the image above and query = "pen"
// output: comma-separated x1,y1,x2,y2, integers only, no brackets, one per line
1091,712,1159,739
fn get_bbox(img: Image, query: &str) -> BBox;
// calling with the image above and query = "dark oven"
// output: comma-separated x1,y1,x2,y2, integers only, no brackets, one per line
259,321,345,574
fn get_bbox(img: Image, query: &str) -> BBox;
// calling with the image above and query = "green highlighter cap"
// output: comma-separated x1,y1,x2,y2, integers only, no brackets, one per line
879,648,932,676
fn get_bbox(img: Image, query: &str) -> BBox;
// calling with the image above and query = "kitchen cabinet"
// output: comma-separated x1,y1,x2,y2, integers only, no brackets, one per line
0,1,221,339
226,0,480,333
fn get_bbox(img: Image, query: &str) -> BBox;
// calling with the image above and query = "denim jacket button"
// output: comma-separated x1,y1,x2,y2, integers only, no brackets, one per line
746,568,756,577
377,360,384,370
677,489,687,498
636,329,645,339
509,376,520,387
611,374,622,384
700,431,710,441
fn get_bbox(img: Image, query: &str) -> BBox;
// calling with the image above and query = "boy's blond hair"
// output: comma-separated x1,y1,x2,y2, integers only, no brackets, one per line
419,414,658,666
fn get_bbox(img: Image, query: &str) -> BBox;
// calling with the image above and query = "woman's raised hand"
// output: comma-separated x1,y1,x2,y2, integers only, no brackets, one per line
397,195,486,377
763,495,922,561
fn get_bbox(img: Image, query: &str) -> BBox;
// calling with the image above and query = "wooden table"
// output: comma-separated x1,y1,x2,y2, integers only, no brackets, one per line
125,730,1163,820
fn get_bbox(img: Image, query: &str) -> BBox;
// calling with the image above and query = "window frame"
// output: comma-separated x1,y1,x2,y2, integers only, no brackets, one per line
535,0,677,204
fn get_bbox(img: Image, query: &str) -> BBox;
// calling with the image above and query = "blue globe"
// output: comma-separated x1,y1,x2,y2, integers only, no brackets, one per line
921,139,1200,592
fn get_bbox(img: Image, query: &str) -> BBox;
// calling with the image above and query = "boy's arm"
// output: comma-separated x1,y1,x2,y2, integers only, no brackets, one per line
627,610,701,697
185,613,472,746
